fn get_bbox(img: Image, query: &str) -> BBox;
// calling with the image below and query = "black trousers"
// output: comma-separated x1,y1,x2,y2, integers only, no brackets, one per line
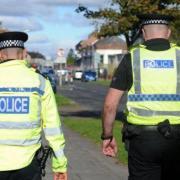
128,129,180,180
0,157,41,180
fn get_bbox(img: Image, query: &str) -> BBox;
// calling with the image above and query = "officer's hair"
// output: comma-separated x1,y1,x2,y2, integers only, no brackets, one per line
1,48,23,56
142,24,171,40
0,48,24,60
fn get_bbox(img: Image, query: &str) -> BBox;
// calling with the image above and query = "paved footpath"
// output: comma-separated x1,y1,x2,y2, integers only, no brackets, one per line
43,125,128,180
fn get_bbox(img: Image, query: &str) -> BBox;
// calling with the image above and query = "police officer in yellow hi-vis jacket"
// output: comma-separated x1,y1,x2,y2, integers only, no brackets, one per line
0,31,67,180
101,14,180,180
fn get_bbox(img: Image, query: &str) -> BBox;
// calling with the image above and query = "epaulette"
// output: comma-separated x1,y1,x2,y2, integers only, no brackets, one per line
170,43,178,48
35,69,48,79
130,44,143,51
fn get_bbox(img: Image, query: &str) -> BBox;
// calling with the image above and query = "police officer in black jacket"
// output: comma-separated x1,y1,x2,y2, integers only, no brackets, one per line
101,14,180,180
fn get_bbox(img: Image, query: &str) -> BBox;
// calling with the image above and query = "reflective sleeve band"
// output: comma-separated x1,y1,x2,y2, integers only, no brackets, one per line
176,49,180,93
0,75,45,96
133,49,141,94
44,127,63,136
37,99,42,122
0,87,44,96
0,136,41,146
54,147,65,158
38,74,46,96
128,94,180,101
130,107,180,116
0,120,41,129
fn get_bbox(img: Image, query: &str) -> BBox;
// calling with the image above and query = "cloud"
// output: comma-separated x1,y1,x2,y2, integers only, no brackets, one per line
0,0,109,57
27,41,55,58
0,16,43,32
32,0,108,7
0,1,54,20
60,13,91,27
26,34,76,58
0,0,107,30
0,0,108,18
28,34,50,44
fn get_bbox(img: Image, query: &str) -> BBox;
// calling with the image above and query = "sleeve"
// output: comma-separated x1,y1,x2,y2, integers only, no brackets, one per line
41,79,67,173
110,53,133,91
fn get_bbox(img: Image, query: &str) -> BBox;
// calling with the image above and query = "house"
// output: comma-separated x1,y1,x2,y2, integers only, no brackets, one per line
94,36,127,77
75,32,98,70
76,33,127,77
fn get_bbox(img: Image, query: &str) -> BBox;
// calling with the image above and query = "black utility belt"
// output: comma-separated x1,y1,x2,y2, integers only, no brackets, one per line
129,124,180,131
128,119,180,138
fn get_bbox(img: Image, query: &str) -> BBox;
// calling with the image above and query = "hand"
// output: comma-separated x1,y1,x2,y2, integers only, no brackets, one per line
102,137,118,157
53,172,68,180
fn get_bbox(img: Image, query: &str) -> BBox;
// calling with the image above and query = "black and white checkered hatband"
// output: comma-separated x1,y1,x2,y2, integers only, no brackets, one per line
0,40,24,49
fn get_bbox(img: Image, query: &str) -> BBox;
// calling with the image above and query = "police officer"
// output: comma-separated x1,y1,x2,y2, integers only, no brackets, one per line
101,14,180,180
0,31,67,180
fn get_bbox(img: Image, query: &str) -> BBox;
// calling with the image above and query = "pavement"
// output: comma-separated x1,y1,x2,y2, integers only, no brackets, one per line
43,125,128,180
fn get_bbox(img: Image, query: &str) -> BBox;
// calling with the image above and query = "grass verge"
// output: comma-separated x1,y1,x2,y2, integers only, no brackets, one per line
55,94,75,107
91,79,111,86
63,117,128,164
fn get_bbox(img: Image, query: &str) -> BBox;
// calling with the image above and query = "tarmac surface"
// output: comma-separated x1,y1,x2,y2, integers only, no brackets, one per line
60,81,127,120
43,125,128,180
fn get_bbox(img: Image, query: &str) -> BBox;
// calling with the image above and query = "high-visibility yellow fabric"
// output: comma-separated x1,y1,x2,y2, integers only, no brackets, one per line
127,44,180,125
0,60,67,172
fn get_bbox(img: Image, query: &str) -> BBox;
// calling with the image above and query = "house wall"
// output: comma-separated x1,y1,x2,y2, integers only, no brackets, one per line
96,49,125,64
95,49,127,78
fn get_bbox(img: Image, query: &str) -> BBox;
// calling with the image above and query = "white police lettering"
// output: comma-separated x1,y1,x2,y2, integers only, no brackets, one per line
0,98,6,112
21,98,29,113
0,96,29,114
143,60,174,68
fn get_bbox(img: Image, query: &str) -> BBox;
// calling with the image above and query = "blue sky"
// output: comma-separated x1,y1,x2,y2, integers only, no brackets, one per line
0,0,109,59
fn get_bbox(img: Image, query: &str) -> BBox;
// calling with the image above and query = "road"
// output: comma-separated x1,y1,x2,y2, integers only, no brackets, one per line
59,81,127,119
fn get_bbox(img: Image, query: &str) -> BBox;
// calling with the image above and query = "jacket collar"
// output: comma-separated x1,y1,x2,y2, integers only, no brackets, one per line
0,59,27,66
143,38,170,51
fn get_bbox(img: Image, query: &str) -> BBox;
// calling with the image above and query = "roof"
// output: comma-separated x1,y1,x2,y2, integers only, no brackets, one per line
76,32,98,50
94,36,127,50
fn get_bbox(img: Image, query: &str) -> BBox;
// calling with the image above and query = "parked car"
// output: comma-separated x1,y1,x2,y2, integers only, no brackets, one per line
56,69,68,76
47,75,57,93
41,68,57,93
74,70,83,80
81,70,97,82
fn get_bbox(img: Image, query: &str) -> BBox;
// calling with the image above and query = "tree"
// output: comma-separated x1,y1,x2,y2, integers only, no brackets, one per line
66,49,76,65
76,0,180,47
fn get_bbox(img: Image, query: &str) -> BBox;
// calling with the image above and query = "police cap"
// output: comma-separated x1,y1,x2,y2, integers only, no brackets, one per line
0,31,28,50
138,14,174,26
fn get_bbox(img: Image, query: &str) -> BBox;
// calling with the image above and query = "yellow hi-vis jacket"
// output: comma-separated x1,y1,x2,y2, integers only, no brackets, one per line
127,44,180,125
0,60,67,172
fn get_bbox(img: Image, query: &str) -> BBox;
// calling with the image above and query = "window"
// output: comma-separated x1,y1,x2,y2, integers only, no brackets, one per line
100,55,104,64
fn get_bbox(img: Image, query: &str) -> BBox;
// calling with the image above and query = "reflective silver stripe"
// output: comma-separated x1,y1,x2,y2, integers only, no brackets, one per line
37,99,41,126
0,136,41,146
0,120,41,129
54,147,65,158
133,49,141,94
44,127,63,136
176,49,180,93
38,74,45,125
0,88,44,95
130,107,180,116
38,75,46,96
